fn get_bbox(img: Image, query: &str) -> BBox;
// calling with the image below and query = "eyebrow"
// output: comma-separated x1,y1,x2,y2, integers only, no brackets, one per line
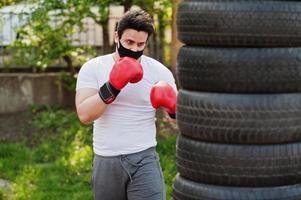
126,39,146,44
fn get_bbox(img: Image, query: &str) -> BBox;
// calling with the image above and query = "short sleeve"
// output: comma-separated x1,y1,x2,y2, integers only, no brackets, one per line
76,61,99,91
162,68,178,92
167,71,178,91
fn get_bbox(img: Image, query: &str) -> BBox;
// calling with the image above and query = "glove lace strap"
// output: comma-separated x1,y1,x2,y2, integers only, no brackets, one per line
98,82,120,104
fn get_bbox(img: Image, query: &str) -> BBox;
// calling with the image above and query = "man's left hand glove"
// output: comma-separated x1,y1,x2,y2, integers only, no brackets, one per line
150,81,177,119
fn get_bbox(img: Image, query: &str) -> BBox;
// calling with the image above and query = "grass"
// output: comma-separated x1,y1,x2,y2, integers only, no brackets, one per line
0,108,178,200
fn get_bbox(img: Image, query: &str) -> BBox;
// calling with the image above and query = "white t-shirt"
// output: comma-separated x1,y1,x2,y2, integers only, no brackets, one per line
76,54,177,156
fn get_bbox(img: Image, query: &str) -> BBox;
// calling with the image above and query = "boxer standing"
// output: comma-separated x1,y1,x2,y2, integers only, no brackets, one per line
75,9,177,200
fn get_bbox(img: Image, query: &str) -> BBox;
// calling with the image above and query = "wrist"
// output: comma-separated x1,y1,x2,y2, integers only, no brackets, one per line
98,82,120,104
168,112,176,119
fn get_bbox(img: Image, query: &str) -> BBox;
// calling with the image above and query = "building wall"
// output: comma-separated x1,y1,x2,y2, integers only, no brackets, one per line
0,73,74,114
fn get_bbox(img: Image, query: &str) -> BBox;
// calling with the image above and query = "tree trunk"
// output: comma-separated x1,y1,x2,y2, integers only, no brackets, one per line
102,20,112,54
171,0,182,73
63,55,75,75
157,12,165,64
150,31,158,61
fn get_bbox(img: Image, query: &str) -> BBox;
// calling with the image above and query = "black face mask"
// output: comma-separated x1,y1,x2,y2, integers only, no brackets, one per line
117,41,144,60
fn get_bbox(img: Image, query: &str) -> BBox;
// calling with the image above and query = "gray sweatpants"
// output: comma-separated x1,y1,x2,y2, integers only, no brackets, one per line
92,147,166,200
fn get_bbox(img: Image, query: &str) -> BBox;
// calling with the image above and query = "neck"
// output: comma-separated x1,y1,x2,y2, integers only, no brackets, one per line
113,52,120,62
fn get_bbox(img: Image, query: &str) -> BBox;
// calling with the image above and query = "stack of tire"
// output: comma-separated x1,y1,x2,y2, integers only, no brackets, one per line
173,0,301,199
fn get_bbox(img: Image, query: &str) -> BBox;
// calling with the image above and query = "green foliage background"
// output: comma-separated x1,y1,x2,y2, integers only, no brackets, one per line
0,108,177,200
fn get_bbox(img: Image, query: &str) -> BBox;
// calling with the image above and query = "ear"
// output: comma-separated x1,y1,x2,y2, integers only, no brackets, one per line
114,32,119,44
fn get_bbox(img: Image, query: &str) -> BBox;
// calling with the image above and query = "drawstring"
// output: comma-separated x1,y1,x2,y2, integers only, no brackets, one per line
119,155,143,183
120,156,133,182
124,156,143,167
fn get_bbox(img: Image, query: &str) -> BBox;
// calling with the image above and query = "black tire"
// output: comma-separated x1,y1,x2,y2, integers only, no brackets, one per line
177,1,301,46
176,135,301,187
177,90,301,144
173,175,301,200
177,46,301,93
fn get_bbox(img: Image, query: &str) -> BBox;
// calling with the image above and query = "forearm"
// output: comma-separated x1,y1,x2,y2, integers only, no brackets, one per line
76,57,143,124
76,93,108,124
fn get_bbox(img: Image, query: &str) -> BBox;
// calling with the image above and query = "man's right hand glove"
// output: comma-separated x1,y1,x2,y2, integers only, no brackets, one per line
99,57,143,104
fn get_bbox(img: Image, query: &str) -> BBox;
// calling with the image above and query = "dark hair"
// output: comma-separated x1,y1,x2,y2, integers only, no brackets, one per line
117,9,154,39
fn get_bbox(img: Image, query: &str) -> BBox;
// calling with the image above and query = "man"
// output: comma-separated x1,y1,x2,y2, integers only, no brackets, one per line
75,9,177,200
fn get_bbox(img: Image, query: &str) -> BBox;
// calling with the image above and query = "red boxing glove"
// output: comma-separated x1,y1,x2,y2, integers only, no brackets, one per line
109,57,143,90
99,57,143,104
150,81,177,119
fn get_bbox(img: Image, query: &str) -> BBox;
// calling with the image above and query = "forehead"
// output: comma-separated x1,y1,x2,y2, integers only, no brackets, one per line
121,29,148,42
